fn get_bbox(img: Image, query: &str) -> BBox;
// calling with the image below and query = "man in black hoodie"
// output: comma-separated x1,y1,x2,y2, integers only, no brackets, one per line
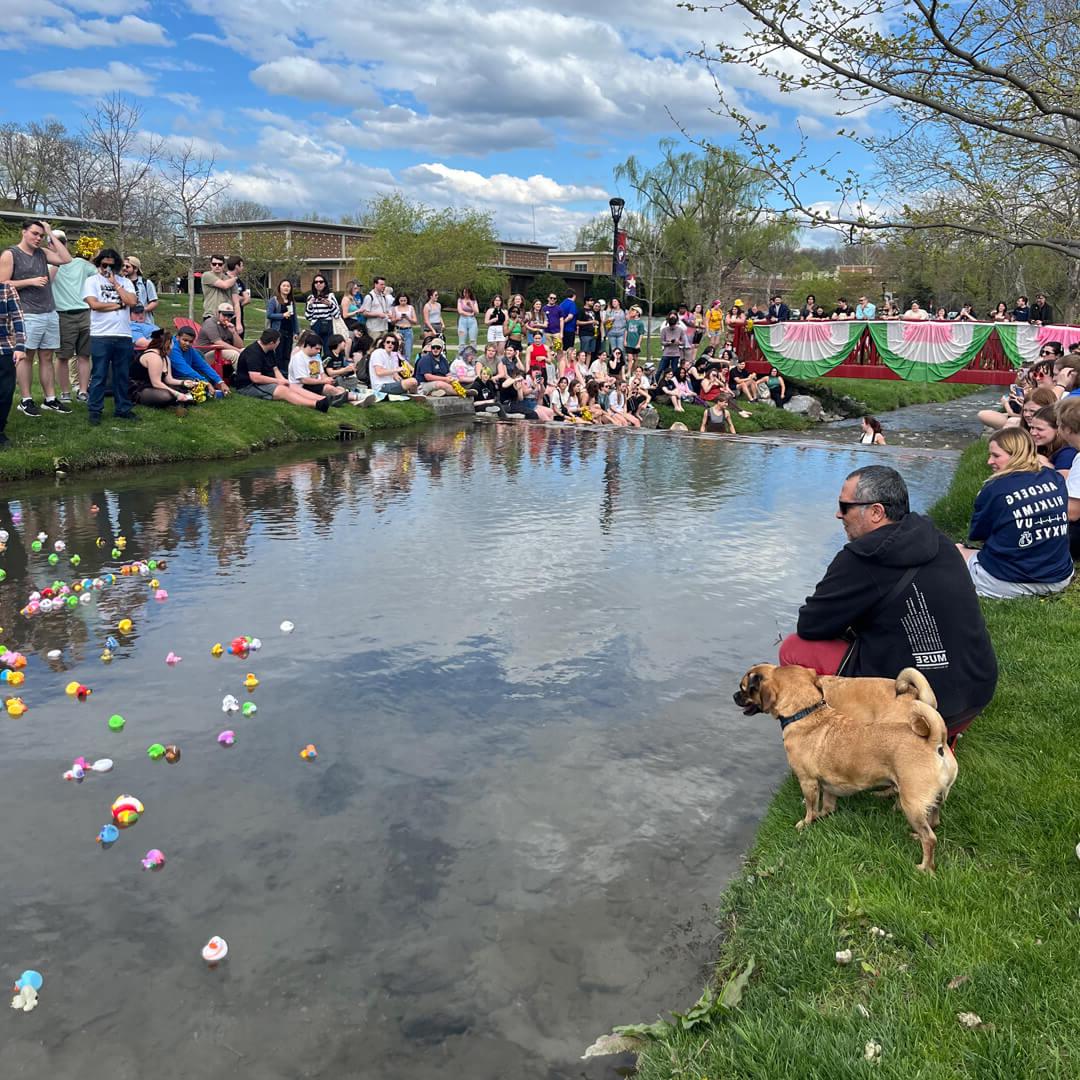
779,465,997,739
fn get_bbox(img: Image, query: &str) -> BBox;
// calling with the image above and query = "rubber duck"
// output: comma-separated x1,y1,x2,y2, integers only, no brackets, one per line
111,795,143,828
100,649,113,663
53,540,66,553
202,936,228,967
111,548,122,560
210,643,224,657
154,589,168,601
108,714,125,731
221,694,239,713
149,578,159,589
6,670,24,687
146,743,166,761
217,729,236,747
280,620,295,633
163,744,181,764
30,540,42,553
105,635,118,649
97,823,119,846
165,651,181,665
299,743,318,761
141,849,166,871
116,536,127,550
117,619,133,634
70,554,81,567
242,702,257,717
6,697,27,717
243,673,259,690
95,537,106,549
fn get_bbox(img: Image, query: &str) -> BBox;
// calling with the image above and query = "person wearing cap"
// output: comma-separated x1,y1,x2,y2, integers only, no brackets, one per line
121,255,158,326
49,229,96,403
169,325,229,395
195,303,244,375
413,337,458,396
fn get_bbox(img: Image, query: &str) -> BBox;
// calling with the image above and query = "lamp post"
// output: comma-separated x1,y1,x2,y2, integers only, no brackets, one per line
609,197,625,292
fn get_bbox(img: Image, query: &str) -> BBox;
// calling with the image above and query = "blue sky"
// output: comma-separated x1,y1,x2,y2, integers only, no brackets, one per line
1,0,858,244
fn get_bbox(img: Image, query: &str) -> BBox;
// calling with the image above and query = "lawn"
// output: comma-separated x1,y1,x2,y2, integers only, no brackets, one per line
603,439,1080,1079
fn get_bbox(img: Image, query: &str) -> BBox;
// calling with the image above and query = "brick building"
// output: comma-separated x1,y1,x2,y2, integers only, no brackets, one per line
193,219,554,294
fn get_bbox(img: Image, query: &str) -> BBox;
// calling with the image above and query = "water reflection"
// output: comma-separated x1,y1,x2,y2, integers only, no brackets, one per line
1,424,957,1080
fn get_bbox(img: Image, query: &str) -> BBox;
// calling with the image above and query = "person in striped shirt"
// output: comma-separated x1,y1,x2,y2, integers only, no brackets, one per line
0,282,27,445
304,275,340,356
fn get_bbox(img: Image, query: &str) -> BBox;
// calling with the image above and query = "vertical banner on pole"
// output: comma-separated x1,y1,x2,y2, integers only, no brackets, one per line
614,230,628,278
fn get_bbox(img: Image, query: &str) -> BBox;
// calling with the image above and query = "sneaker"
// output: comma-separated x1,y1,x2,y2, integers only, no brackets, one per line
76,392,89,403
17,398,40,418
315,396,331,413
60,393,72,404
88,414,101,426
42,398,72,414
330,393,348,407
113,412,140,422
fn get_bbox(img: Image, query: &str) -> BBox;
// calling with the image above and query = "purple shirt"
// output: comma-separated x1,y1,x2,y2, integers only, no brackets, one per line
543,304,561,334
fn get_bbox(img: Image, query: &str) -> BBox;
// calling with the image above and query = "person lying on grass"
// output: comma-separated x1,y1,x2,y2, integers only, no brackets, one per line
234,329,333,412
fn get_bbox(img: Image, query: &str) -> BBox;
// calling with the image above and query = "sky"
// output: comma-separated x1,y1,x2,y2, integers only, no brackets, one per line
0,0,863,245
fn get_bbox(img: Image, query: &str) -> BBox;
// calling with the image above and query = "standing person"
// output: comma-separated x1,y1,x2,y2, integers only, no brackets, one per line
542,290,562,344
0,280,26,445
859,416,886,445
705,300,724,347
0,218,72,416
485,293,507,355
456,287,479,349
526,298,546,344
606,297,627,355
83,247,138,425
49,229,95,403
657,311,686,382
266,279,299,371
122,255,158,327
1011,295,1031,323
558,289,578,355
360,276,393,339
340,279,363,327
394,292,419,359
304,274,340,356
200,254,237,318
625,305,646,370
421,288,443,344
1030,293,1053,326
576,298,597,360
855,295,877,320
227,256,251,336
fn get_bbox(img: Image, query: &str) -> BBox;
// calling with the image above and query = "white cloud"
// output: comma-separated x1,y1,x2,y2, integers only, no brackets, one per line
0,12,167,51
164,92,201,112
401,163,607,206
249,57,380,108
17,61,156,97
324,109,552,156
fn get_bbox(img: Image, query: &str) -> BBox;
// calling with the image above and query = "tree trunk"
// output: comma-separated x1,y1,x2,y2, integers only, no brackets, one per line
1066,258,1080,325
187,254,196,320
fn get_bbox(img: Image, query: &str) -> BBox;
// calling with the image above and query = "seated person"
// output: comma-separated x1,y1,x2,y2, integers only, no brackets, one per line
348,324,375,378
368,333,419,396
235,329,333,412
779,464,998,741
323,333,360,391
548,376,576,420
130,307,159,347
1055,397,1080,558
956,428,1073,599
130,329,194,407
288,332,348,404
697,369,728,403
450,345,478,386
170,325,229,395
831,298,853,320
413,337,460,396
1029,405,1076,477
729,359,758,401
470,364,499,409
195,303,245,379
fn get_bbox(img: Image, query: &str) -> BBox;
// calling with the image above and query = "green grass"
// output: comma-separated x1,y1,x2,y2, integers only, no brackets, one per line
619,441,1080,1079
0,396,432,482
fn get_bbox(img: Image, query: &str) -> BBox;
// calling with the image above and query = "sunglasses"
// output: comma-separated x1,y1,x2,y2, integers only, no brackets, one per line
210,261,223,267
838,500,880,515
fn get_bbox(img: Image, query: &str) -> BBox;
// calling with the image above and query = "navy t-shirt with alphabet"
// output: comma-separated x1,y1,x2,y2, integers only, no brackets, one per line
968,468,1072,583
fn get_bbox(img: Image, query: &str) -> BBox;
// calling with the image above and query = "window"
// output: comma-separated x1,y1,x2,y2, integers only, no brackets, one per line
573,261,587,272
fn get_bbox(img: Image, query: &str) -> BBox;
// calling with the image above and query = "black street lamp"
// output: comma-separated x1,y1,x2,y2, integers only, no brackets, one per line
609,197,625,289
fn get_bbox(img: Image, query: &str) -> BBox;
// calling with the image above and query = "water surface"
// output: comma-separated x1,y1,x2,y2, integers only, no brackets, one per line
1,423,957,1079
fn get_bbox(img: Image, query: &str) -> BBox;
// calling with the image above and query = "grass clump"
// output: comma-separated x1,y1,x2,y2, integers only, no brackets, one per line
0,397,432,482
802,377,982,416
619,442,1080,1080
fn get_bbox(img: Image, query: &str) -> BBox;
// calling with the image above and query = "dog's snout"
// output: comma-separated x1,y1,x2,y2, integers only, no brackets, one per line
733,689,746,706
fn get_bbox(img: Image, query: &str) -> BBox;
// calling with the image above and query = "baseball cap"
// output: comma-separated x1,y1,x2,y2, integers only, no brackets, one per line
125,255,142,272
430,338,446,349
52,228,67,243
733,299,744,307
217,303,234,314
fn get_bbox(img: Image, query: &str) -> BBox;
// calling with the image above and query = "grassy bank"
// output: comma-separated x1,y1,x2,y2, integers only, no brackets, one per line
0,397,432,482
614,440,1080,1079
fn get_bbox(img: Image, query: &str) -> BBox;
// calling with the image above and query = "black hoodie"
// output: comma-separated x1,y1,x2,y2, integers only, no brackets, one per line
796,513,998,720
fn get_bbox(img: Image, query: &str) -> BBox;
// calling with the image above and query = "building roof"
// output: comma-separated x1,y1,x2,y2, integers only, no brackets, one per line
0,209,118,228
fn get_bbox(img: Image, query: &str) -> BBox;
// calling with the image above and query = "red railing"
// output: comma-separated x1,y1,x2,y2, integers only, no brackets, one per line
733,322,1061,385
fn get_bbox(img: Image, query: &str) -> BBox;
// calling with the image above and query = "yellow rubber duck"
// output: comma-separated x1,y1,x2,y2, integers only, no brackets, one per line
116,536,127,550
118,619,133,634
100,649,113,663
7,670,24,687
243,673,259,690
6,697,28,717
149,578,159,589
211,643,224,657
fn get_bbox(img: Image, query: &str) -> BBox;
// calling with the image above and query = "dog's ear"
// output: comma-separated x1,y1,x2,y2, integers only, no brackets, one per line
909,712,932,739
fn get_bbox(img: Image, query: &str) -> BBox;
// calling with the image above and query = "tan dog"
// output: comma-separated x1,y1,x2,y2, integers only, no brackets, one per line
733,664,957,871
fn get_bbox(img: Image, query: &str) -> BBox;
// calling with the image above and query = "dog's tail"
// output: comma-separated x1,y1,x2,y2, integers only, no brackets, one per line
909,700,959,797
895,667,937,708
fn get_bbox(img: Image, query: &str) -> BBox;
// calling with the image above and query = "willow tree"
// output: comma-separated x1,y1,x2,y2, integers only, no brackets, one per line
614,140,795,303
690,0,1080,315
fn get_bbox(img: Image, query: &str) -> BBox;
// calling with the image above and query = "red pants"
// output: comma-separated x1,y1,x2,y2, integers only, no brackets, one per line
777,634,976,744
778,634,849,674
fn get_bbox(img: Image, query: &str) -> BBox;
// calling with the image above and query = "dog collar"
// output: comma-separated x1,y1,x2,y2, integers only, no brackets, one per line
778,698,826,731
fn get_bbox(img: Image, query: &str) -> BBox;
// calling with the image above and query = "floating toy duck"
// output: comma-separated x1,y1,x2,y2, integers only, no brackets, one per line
95,537,106,549
108,714,125,732
242,702,257,718
3,670,25,687
202,936,228,967
97,823,119,847
146,743,166,761
299,744,318,761
105,636,118,650
165,652,181,665
6,697,28,717
211,643,224,657
100,649,113,663
141,849,166,871
154,589,168,601
221,695,239,713
111,795,143,828
117,619,133,634
217,730,236,747
280,621,295,634
70,554,81,567
163,744,180,764
243,673,259,690
53,540,65,553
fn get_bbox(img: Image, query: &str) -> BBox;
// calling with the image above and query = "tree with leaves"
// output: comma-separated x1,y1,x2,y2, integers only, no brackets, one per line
695,0,1080,315
613,139,796,305
356,193,505,302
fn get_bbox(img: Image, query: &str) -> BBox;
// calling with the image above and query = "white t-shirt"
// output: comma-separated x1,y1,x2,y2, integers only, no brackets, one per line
288,349,323,385
362,289,392,333
1067,464,1080,501
450,357,473,381
84,273,134,336
368,348,401,390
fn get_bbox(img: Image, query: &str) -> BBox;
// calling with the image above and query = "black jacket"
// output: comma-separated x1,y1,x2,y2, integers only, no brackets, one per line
797,513,998,720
